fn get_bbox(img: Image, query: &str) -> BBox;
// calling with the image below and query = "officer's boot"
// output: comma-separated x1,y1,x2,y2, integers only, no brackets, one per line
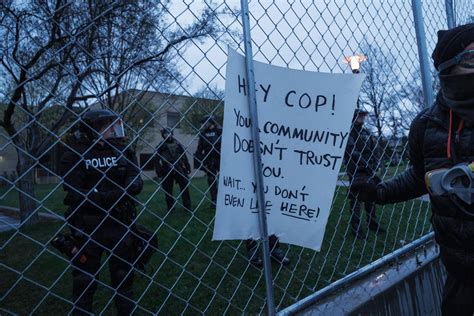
112,271,135,315
72,271,97,315
210,183,218,206
269,235,290,265
246,239,262,268
110,254,135,316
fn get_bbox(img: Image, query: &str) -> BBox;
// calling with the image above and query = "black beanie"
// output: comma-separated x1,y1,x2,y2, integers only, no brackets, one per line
432,23,474,70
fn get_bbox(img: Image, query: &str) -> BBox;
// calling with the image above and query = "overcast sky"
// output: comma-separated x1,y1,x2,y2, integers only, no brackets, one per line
167,0,472,95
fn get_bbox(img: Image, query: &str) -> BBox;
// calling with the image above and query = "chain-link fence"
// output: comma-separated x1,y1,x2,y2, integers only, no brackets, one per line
1,0,473,314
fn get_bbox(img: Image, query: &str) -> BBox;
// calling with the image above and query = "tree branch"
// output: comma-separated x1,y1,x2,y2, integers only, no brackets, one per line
0,58,19,82
12,13,21,66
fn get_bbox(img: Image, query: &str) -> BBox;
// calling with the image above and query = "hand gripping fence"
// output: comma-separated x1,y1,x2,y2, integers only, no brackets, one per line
1,0,473,314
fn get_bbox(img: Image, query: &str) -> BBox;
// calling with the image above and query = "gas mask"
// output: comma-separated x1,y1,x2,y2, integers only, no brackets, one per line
425,163,474,217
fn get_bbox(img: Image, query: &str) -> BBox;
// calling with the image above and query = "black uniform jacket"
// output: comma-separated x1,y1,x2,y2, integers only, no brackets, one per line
155,140,190,177
194,127,222,172
345,123,379,180
60,137,143,221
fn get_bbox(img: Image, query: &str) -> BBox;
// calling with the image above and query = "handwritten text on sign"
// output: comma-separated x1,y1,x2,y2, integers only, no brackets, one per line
213,48,365,251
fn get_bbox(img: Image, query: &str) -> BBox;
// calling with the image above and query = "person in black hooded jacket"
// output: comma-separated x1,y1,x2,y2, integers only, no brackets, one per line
357,23,474,315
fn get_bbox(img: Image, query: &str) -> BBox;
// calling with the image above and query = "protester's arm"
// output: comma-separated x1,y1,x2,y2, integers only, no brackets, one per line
376,112,428,204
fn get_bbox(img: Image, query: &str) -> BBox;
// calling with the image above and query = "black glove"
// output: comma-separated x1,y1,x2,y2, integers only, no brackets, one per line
351,178,380,203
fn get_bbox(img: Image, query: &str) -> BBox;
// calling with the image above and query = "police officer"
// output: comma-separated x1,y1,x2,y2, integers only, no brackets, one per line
155,128,191,212
194,115,222,205
60,109,143,315
344,109,385,239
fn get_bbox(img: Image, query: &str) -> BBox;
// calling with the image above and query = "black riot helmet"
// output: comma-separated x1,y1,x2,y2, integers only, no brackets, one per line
80,109,125,140
353,108,369,118
201,114,216,127
352,108,369,125
161,127,174,138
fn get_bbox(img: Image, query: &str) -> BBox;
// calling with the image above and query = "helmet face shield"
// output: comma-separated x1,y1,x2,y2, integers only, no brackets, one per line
104,118,125,139
161,128,173,138
81,109,125,141
112,119,125,138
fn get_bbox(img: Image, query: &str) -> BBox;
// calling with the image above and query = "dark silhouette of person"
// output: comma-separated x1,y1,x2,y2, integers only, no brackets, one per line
344,109,385,239
155,128,191,212
194,115,221,206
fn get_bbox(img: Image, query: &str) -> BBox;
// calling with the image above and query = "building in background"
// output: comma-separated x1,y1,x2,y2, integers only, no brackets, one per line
0,90,221,184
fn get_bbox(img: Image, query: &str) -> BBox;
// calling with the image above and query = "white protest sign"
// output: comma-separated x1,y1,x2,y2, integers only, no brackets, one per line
213,48,365,251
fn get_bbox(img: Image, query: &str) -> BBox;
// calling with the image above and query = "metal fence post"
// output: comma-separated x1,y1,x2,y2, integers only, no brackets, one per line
240,0,276,315
445,0,456,28
411,0,435,108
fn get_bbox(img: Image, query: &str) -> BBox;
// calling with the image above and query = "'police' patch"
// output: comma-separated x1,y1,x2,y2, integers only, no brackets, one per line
84,157,118,169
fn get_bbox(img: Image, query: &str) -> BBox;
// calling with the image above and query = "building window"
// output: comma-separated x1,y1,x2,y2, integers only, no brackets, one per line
139,153,155,171
167,111,180,128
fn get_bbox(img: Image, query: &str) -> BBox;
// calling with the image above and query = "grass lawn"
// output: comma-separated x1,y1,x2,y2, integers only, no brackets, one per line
0,177,432,314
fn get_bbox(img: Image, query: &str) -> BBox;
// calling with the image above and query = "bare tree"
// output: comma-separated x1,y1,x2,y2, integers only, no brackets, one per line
0,0,229,224
83,1,231,140
398,69,440,126
358,39,398,138
180,86,224,134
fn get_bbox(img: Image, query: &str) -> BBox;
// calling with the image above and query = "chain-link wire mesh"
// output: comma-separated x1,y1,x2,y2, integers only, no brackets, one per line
0,0,472,314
